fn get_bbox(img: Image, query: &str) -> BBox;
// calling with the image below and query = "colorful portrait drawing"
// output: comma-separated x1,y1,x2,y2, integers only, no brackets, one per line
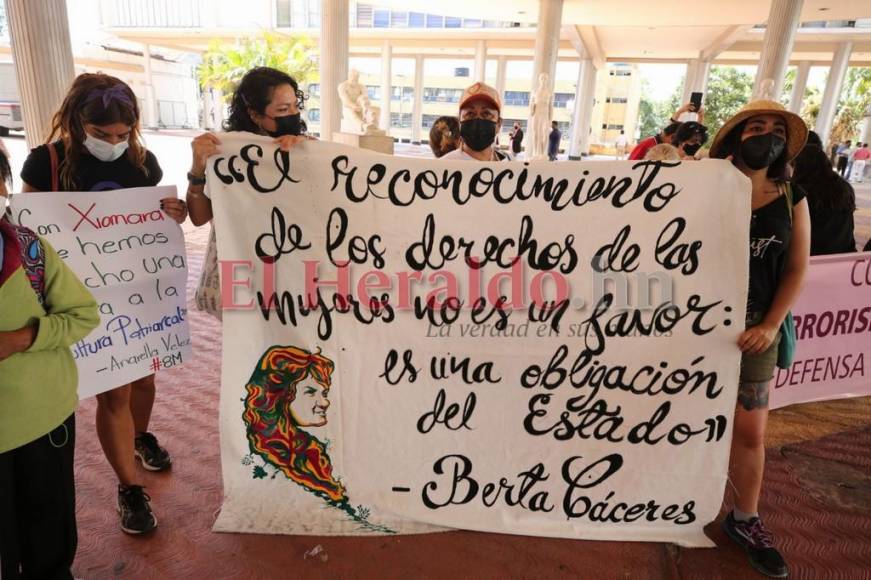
242,345,394,533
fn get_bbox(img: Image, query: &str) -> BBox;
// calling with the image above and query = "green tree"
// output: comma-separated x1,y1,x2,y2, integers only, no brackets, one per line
638,79,668,138
829,67,871,148
700,66,754,141
198,31,319,97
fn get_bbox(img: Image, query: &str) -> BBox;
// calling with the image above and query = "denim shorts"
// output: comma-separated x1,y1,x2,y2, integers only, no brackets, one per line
738,311,782,410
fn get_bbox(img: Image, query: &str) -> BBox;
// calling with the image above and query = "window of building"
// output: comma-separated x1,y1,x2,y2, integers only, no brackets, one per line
423,87,462,103
454,67,470,78
366,85,381,100
355,4,373,27
609,69,632,77
463,18,482,27
391,112,413,128
308,109,320,122
276,0,292,27
553,93,573,108
503,91,530,107
423,114,441,129
426,14,443,27
605,96,628,104
408,12,425,27
308,83,320,97
373,9,390,27
606,123,624,130
392,86,414,101
390,11,408,27
501,119,527,133
445,16,462,28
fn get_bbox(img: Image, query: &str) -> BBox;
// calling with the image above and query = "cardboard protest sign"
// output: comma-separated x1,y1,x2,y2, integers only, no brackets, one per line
209,135,749,547
10,186,192,397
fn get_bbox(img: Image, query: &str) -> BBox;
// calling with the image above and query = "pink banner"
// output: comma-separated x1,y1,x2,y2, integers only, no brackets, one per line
770,252,871,409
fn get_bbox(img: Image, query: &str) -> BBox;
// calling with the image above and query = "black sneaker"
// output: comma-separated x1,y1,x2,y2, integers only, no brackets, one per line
117,484,157,535
134,431,172,471
722,512,789,578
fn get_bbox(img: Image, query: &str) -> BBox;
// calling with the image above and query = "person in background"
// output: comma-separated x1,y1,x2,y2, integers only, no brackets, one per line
548,121,561,161
20,73,187,535
836,140,852,178
628,121,682,160
441,82,508,162
0,214,99,579
509,122,524,159
643,143,682,162
428,116,460,158
850,142,869,183
615,130,628,159
0,144,10,197
793,143,857,255
671,121,708,160
711,98,810,579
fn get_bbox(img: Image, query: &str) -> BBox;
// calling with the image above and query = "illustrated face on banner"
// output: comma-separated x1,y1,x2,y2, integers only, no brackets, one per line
290,380,330,427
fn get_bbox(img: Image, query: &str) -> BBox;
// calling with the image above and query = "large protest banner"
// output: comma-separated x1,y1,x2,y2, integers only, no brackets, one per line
771,252,871,409
10,186,192,397
209,134,750,547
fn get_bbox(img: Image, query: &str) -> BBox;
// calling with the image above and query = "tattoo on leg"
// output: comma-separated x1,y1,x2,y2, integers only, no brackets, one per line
738,381,770,411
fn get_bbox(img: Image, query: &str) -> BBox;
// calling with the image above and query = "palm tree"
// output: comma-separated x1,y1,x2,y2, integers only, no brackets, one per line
198,31,319,97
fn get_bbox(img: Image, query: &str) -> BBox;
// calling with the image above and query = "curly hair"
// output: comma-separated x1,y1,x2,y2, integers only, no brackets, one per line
242,345,346,503
429,116,460,158
224,67,305,134
47,73,148,191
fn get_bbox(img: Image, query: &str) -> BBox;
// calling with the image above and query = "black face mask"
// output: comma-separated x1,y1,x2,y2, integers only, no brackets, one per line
682,142,702,156
266,113,302,137
460,118,497,152
740,133,785,170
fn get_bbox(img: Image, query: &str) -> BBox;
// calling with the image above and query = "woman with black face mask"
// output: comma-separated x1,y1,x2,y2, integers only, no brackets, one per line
710,100,810,579
672,121,708,160
186,67,313,319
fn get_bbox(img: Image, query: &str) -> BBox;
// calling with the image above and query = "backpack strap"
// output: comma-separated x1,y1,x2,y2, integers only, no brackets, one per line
47,142,60,192
12,225,46,307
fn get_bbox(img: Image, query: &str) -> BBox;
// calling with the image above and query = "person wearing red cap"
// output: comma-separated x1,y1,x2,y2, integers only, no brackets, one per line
442,82,508,162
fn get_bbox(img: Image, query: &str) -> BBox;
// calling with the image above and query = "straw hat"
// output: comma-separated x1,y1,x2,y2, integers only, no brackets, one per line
709,98,808,162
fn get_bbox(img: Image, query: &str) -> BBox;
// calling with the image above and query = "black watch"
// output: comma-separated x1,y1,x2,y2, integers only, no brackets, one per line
187,172,207,185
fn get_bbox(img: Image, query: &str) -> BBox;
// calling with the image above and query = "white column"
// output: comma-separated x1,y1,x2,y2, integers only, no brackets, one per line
532,0,564,95
319,0,349,140
495,56,507,100
143,43,159,129
788,60,811,114
6,0,76,148
380,39,392,135
569,58,596,158
412,55,424,143
815,43,853,145
213,89,225,129
753,0,803,99
681,59,711,105
475,40,487,83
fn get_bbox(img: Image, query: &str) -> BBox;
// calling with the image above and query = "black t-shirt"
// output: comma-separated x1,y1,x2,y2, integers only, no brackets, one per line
747,183,806,314
21,141,162,192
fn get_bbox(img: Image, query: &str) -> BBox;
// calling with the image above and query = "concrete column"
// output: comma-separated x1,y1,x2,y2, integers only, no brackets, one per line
815,43,853,145
143,43,159,129
319,0,349,140
569,58,596,158
412,55,424,143
532,0,564,95
753,0,803,100
380,39,392,134
788,61,811,114
681,59,711,105
6,0,76,148
495,56,507,100
475,40,487,83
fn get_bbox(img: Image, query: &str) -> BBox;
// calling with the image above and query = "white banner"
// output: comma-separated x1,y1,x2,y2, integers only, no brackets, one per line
10,186,192,397
771,252,871,409
209,134,749,547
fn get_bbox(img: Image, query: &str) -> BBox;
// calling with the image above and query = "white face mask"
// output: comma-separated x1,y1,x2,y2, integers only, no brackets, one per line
84,133,129,162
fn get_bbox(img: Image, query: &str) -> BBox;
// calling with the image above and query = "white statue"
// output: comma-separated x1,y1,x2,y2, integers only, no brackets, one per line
528,72,554,160
338,69,368,133
357,94,384,136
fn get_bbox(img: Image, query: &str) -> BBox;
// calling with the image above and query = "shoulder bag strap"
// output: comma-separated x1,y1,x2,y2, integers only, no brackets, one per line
47,142,60,192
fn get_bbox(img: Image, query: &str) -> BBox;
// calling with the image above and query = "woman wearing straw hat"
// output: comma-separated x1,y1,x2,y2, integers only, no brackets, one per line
710,93,810,578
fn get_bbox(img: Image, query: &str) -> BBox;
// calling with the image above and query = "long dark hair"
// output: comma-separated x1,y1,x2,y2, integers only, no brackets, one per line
47,73,147,191
0,147,10,188
224,67,304,133
712,119,789,181
792,144,856,212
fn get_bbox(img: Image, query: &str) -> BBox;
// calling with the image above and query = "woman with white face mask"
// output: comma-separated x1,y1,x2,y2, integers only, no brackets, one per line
20,73,186,536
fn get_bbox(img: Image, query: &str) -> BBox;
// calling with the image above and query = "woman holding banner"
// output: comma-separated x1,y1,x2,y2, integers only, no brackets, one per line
186,67,312,317
711,96,810,578
19,73,187,535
